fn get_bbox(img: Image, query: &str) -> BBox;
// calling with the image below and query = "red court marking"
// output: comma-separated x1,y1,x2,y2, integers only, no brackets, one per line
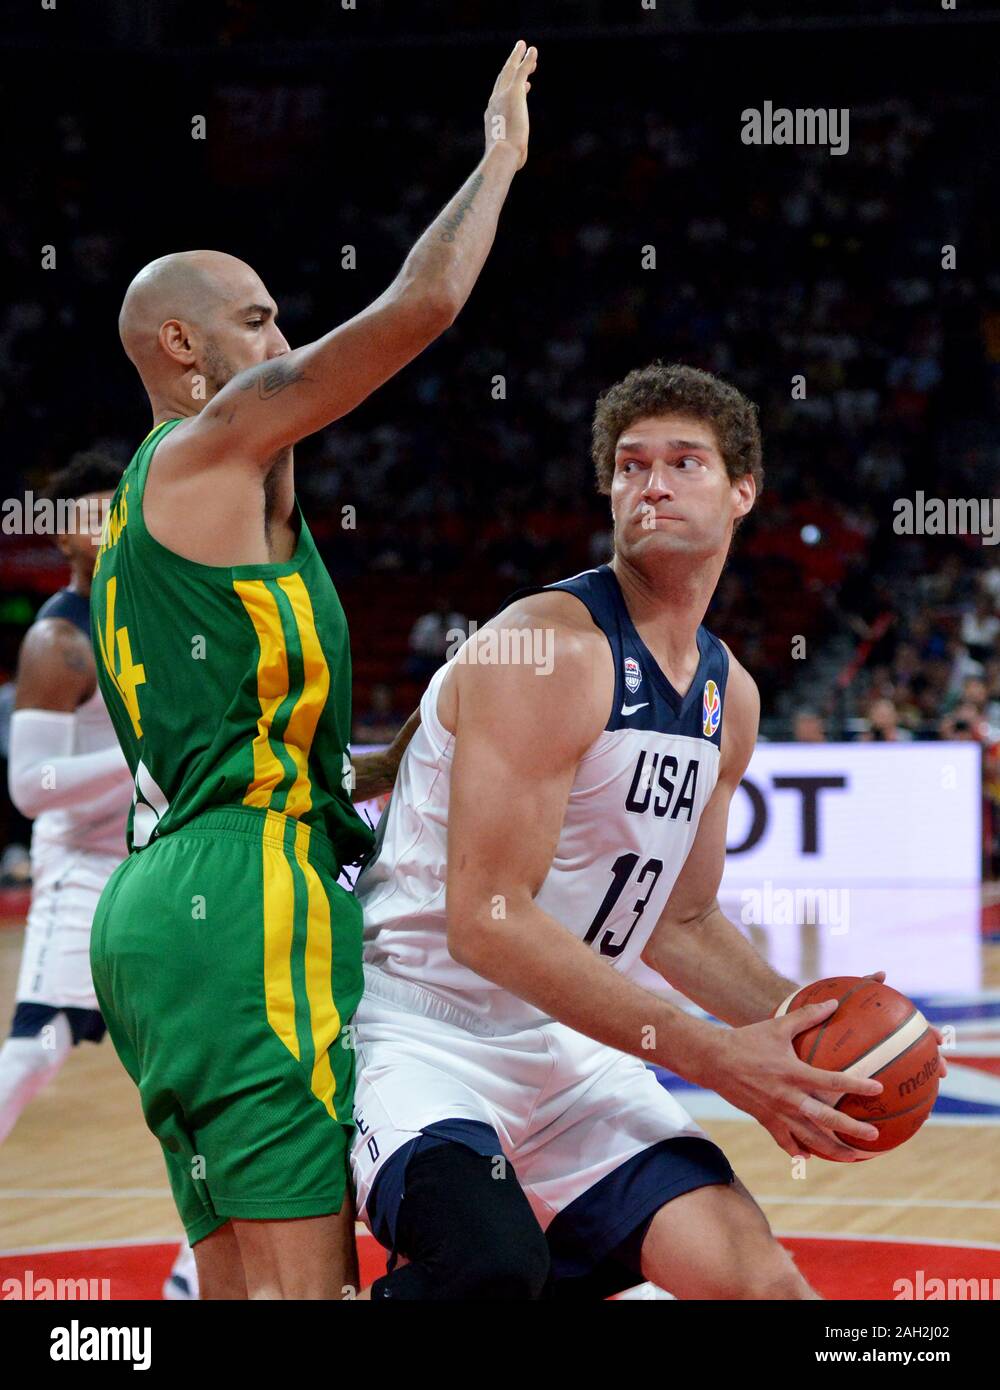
2,1234,997,1300
358,1234,388,1288
0,1243,177,1301
783,1236,1000,1301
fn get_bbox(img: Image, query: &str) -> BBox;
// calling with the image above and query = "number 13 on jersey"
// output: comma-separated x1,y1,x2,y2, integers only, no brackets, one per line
97,576,146,739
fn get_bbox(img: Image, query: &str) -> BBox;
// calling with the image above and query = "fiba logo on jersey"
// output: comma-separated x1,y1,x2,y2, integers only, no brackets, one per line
702,679,721,737
624,657,642,693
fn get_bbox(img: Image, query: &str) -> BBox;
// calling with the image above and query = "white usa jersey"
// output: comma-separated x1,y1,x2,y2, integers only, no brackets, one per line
356,565,729,1031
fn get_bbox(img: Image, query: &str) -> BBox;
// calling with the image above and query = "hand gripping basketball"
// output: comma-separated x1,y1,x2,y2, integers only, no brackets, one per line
773,975,944,1163
698,1000,886,1164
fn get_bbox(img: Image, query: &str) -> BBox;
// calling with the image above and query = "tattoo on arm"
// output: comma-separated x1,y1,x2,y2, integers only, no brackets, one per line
240,360,310,400
439,173,485,243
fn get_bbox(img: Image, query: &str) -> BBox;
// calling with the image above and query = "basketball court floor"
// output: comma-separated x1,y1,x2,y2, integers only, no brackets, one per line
2,888,997,1301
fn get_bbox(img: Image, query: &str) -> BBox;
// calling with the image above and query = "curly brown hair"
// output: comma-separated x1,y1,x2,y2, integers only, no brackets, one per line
591,361,763,498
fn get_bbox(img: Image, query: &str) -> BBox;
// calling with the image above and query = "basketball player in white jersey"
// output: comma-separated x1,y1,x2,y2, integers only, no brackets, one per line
349,362,939,1300
2,455,197,1298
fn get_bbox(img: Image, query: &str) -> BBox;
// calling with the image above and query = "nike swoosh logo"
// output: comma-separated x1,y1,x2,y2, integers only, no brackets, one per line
620,702,649,716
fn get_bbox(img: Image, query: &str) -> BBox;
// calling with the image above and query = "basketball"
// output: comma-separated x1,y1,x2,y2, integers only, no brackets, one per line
776,976,940,1158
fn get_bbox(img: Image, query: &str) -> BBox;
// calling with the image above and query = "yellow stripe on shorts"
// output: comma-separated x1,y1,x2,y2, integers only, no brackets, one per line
294,820,341,1119
261,809,299,1060
234,580,290,808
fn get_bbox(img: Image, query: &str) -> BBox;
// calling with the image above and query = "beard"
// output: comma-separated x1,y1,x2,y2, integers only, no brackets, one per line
202,338,237,394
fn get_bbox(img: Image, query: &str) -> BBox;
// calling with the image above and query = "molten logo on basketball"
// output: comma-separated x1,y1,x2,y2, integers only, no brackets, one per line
702,679,721,737
898,1054,938,1097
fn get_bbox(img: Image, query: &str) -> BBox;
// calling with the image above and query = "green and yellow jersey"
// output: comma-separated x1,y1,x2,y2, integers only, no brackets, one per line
90,418,374,871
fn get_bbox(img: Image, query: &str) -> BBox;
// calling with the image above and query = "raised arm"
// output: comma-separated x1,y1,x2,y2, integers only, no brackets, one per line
175,42,537,467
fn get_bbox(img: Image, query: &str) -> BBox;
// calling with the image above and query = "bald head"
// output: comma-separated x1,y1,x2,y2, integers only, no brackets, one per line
118,250,276,400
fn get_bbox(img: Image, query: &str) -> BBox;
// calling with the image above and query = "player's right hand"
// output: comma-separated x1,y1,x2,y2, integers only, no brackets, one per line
701,1000,886,1163
484,39,538,170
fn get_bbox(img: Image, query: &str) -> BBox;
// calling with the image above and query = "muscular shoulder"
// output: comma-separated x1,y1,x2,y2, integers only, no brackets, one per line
718,643,760,784
15,617,96,711
441,590,614,760
497,588,610,660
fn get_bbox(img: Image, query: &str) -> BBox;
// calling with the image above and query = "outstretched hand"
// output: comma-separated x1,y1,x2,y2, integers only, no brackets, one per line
484,39,538,170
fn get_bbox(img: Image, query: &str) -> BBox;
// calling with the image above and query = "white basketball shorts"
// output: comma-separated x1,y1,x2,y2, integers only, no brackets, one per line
351,966,732,1274
15,842,121,1012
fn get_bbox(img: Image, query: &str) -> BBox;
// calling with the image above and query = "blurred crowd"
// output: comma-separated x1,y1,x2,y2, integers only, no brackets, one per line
7,1,957,50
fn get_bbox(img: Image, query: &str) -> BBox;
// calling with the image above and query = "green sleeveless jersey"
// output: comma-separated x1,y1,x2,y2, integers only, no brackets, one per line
90,418,374,868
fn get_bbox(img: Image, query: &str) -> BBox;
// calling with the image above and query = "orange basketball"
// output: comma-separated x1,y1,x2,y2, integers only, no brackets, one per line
776,975,940,1159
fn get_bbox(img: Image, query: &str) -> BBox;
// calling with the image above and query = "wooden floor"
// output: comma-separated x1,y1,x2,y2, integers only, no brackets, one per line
1,920,998,1257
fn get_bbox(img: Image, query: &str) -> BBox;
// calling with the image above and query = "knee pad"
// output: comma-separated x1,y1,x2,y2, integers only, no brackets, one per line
371,1140,550,1301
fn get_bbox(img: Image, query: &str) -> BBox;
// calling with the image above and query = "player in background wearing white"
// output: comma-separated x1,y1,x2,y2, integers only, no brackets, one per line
350,362,948,1300
1,455,197,1299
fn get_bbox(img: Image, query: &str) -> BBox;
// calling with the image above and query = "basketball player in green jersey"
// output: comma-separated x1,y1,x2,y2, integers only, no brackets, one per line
89,41,538,1300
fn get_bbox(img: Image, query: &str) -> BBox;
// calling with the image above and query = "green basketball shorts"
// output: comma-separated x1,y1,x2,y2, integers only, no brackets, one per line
90,804,363,1244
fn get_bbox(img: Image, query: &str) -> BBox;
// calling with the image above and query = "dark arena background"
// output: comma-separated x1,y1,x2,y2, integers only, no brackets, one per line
0,0,998,1341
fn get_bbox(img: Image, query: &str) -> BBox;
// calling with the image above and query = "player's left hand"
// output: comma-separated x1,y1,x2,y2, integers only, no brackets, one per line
484,39,538,170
